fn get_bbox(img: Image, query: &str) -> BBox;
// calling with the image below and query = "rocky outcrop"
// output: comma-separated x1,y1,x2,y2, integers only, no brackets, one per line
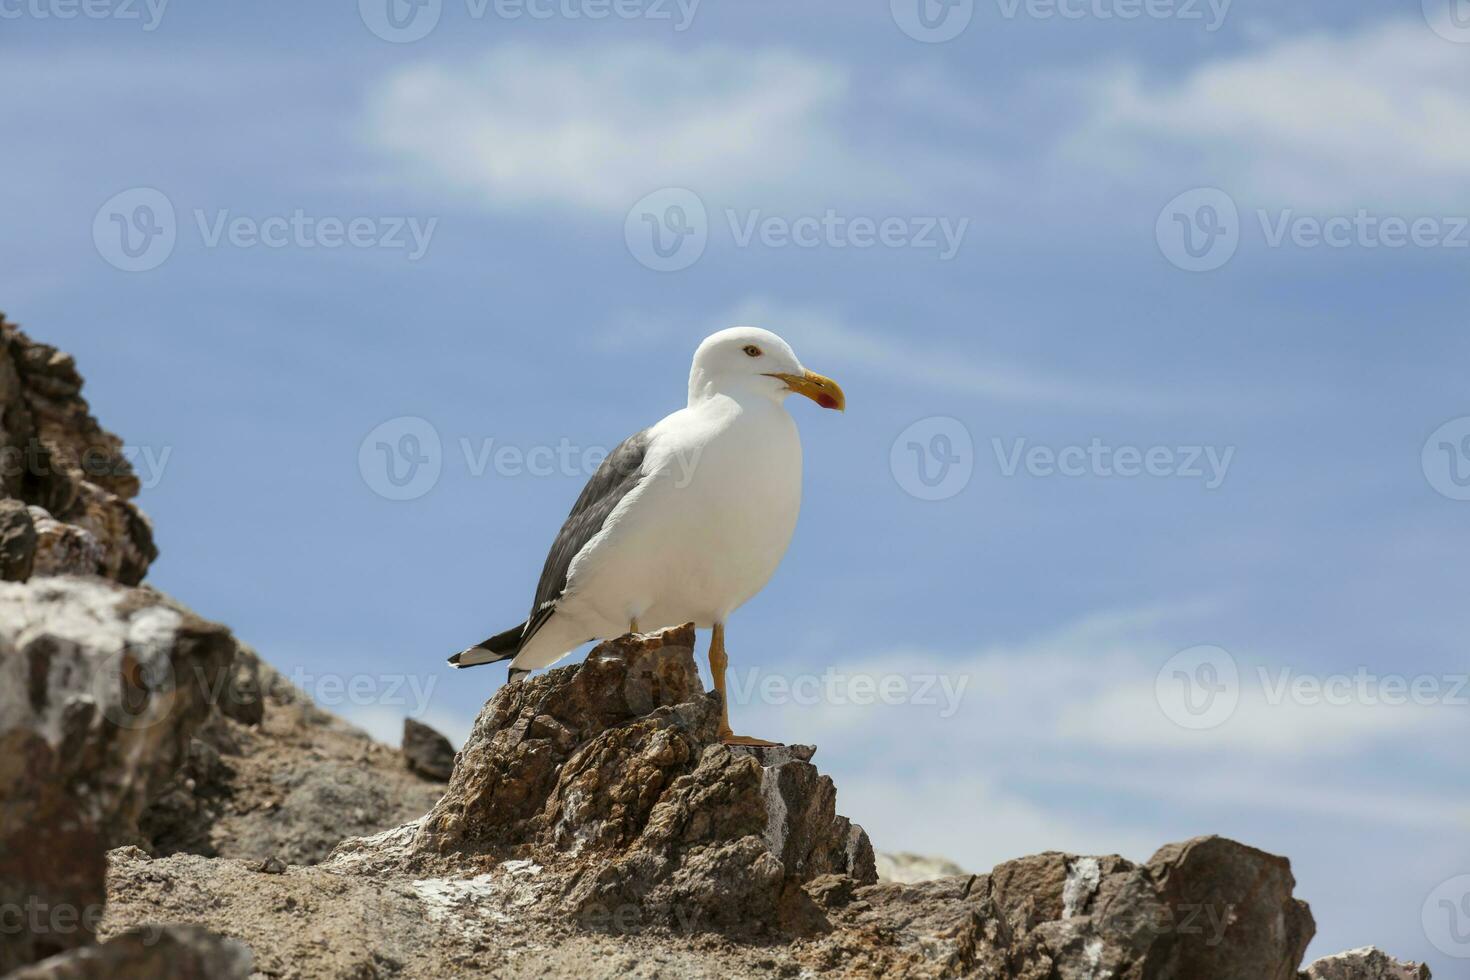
403,717,457,781
801,837,1316,978
138,644,446,866
330,626,875,936
0,577,236,972
0,316,157,586
1302,947,1433,980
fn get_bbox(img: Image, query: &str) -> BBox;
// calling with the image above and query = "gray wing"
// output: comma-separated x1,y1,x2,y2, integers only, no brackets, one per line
522,428,651,645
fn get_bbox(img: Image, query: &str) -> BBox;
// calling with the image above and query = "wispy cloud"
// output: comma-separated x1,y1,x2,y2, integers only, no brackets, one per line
604,298,1181,412
735,596,1468,875
1060,17,1470,210
366,42,902,214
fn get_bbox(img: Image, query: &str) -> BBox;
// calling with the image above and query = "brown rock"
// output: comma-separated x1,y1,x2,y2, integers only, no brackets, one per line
0,577,237,972
0,315,157,585
799,836,1317,979
403,716,457,781
0,497,35,580
1303,946,1433,980
332,625,875,937
137,644,446,866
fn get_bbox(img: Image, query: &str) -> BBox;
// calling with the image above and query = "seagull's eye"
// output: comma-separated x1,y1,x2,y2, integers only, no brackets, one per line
743,345,763,358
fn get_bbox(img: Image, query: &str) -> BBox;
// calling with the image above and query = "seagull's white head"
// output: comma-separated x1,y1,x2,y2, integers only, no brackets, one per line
687,326,846,412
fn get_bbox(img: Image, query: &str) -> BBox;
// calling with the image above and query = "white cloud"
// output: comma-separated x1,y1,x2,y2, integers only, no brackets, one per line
1063,18,1470,210
736,597,1465,823
840,771,1164,874
367,43,891,214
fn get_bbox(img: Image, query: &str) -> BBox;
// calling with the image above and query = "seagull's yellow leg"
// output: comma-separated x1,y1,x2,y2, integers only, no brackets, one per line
629,618,640,635
710,622,779,747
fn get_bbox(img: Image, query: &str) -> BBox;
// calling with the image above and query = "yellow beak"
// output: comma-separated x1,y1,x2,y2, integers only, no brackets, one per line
766,369,846,412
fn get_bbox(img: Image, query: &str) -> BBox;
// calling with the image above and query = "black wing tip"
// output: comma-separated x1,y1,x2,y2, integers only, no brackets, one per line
448,648,501,669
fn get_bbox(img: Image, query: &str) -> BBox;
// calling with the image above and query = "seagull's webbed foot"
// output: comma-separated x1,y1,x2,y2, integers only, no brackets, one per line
709,622,783,748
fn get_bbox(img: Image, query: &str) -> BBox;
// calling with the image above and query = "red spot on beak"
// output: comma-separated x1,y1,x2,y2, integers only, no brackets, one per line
816,393,839,410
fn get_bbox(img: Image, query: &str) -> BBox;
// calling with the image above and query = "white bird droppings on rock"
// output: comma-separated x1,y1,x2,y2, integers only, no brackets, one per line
1063,856,1102,919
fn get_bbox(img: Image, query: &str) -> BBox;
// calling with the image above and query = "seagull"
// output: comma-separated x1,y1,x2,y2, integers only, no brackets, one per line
448,327,845,746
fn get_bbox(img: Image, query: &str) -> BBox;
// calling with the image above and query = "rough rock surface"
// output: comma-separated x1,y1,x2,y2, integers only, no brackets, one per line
138,643,447,866
97,828,1324,979
339,625,875,936
0,497,36,581
799,838,1316,979
403,716,457,782
0,315,157,585
0,577,236,972
1302,946,1433,980
100,626,1337,980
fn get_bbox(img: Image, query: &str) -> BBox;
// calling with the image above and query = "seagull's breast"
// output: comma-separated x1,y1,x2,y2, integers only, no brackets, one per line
568,396,802,628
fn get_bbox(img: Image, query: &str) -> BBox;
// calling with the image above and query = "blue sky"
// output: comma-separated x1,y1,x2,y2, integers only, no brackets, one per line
4,0,1470,970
